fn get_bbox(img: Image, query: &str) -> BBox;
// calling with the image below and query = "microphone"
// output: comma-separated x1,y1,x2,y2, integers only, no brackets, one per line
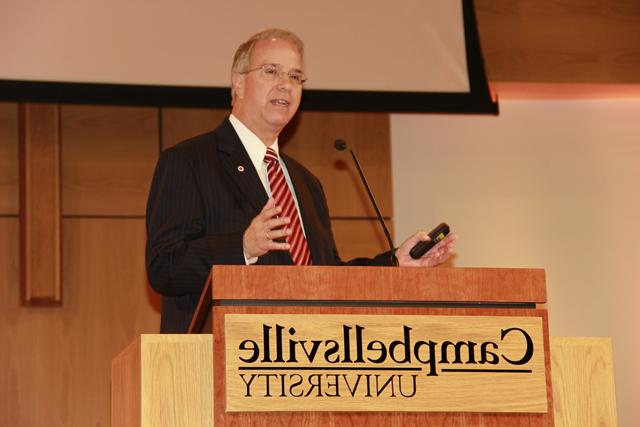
334,139,398,266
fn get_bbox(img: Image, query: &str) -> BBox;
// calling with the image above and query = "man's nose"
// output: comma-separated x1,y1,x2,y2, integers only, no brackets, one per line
276,73,293,89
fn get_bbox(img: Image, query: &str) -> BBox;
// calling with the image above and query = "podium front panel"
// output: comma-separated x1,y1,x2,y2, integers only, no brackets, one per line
213,305,553,426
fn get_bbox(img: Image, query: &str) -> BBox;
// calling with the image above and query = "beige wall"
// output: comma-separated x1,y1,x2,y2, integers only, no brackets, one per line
391,98,640,426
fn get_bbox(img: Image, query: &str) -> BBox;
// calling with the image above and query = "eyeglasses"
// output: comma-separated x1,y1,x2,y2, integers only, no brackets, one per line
241,63,307,86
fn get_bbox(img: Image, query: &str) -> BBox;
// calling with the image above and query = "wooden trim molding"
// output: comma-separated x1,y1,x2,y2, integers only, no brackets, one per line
19,103,62,305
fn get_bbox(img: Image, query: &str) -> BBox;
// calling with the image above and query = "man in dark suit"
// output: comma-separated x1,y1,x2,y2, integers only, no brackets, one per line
146,29,456,333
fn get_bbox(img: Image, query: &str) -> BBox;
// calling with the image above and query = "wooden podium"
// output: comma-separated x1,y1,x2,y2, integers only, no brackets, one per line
113,265,555,426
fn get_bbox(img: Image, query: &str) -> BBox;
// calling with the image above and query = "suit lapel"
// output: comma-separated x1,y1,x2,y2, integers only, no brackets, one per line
215,118,268,215
213,118,294,265
214,118,322,266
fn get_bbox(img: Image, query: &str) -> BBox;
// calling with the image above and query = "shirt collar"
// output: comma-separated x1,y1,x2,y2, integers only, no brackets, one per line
229,114,280,172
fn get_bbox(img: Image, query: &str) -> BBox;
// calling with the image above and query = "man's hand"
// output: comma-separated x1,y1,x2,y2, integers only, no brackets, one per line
243,198,292,260
395,231,457,267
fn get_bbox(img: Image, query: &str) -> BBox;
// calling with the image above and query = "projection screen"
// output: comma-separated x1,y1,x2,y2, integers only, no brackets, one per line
0,0,495,113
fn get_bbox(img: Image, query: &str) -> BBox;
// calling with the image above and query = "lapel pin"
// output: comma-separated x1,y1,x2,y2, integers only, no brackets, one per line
237,165,245,172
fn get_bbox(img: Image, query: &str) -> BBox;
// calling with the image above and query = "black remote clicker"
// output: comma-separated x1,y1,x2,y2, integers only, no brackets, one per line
409,222,450,259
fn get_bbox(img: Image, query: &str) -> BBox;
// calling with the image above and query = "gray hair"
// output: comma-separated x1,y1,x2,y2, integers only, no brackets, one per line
230,28,305,104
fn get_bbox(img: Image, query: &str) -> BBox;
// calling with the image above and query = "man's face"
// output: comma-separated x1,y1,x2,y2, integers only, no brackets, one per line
232,38,303,143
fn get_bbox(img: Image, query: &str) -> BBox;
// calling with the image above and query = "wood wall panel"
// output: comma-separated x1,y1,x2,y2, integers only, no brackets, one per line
61,105,159,216
0,103,19,214
475,0,640,84
2,106,393,426
111,338,141,427
282,111,392,218
331,219,393,261
161,107,229,149
1,217,68,426
0,219,20,425
19,103,62,304
60,219,159,426
0,218,159,427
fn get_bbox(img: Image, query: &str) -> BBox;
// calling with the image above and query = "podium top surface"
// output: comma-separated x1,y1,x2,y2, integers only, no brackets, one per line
210,266,546,304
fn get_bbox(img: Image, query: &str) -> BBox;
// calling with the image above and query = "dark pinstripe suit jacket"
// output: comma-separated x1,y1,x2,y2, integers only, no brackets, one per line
145,117,392,332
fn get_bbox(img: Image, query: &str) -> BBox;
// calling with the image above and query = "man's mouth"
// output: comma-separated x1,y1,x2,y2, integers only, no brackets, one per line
270,99,290,107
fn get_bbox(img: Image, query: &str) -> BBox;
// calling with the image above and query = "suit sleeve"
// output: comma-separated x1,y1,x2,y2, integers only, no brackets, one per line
145,147,245,297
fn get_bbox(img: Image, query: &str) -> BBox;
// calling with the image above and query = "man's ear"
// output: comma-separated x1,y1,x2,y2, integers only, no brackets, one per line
231,72,245,100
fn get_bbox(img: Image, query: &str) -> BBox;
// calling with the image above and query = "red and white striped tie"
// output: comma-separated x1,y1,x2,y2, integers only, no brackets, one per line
264,147,312,265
